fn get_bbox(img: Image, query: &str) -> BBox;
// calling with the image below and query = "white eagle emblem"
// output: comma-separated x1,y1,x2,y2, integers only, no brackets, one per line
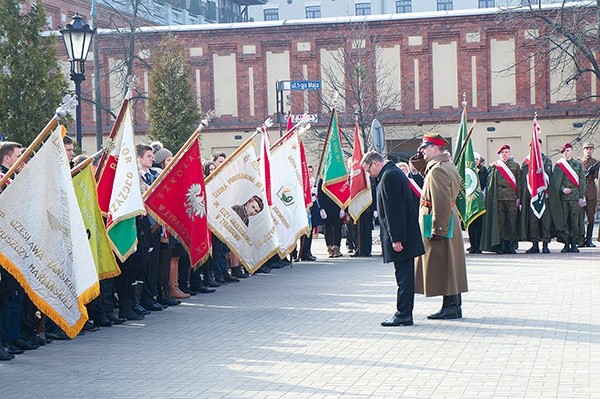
185,184,206,220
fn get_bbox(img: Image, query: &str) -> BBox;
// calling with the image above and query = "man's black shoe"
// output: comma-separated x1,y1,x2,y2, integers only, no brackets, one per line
28,335,47,346
525,245,539,254
300,255,317,261
215,276,227,284
141,300,164,311
13,339,39,350
133,304,151,315
427,306,462,320
0,345,14,361
82,321,100,332
46,330,71,340
206,280,221,287
190,285,216,293
93,314,114,327
231,267,249,278
106,313,127,325
5,344,24,355
224,274,240,282
381,315,413,327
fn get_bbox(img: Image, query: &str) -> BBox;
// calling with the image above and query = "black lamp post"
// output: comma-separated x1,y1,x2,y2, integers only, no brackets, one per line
60,14,96,150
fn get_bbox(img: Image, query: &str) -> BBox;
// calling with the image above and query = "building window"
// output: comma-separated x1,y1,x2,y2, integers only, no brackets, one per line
395,0,411,13
355,3,371,16
437,0,453,11
478,0,495,7
264,8,279,21
305,5,321,19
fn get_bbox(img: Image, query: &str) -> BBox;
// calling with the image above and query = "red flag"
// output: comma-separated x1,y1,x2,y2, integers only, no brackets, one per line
260,126,272,206
348,121,372,221
96,99,129,214
287,113,293,133
145,139,211,266
299,141,312,207
527,116,548,219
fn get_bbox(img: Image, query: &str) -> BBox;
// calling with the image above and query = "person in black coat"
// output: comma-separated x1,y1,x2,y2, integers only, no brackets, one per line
467,153,488,253
317,178,344,257
361,151,425,327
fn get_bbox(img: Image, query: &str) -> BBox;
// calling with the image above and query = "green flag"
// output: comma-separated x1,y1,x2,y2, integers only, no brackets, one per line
453,108,485,229
320,109,350,208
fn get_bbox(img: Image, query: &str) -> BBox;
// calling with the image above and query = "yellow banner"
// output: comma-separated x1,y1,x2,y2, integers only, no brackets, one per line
73,165,121,280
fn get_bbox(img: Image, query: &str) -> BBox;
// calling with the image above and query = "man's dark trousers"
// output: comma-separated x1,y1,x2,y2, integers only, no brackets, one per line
394,259,414,317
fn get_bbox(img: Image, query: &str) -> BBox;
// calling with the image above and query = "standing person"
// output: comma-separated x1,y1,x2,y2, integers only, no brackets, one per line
362,151,424,327
351,178,375,258
467,153,488,253
317,178,344,257
580,143,598,247
483,144,521,254
410,133,468,320
549,143,586,253
519,143,553,254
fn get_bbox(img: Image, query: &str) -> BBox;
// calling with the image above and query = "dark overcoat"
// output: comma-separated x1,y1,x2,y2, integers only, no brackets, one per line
376,162,425,263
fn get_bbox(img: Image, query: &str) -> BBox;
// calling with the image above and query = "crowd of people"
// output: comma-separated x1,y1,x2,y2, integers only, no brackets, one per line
0,131,597,360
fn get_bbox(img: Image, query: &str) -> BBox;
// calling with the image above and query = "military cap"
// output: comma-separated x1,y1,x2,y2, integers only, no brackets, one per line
497,144,510,154
583,142,595,149
560,142,573,153
417,132,448,151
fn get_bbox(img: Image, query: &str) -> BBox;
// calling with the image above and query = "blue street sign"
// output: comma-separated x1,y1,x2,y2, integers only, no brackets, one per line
279,80,321,91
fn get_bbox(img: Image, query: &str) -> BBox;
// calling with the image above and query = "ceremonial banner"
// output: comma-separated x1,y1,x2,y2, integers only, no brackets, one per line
73,165,121,280
260,126,272,206
270,132,310,256
320,110,351,208
453,107,485,229
299,141,312,208
348,121,372,221
0,128,99,338
205,140,279,273
96,99,129,214
105,104,145,261
527,117,548,219
145,139,211,267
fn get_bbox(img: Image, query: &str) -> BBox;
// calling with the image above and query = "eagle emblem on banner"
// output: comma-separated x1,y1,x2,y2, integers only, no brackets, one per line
186,184,206,220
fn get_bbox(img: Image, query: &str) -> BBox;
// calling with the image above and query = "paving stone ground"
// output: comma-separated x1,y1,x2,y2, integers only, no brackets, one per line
0,229,599,398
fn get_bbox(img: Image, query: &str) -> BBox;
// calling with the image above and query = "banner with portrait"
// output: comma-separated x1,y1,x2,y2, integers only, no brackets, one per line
205,140,279,273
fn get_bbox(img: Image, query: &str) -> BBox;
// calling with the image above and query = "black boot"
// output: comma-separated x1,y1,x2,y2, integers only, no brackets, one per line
570,238,580,253
0,345,14,361
506,241,516,254
585,224,596,247
542,241,550,254
131,284,150,316
496,241,506,254
525,242,539,254
157,288,180,306
561,240,570,253
427,295,462,320
118,299,144,321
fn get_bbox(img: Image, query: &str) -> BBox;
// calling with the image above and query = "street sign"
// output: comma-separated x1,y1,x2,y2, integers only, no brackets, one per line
291,114,318,123
278,80,322,91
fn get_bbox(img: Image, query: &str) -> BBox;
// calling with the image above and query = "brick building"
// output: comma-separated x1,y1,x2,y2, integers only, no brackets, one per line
50,4,596,166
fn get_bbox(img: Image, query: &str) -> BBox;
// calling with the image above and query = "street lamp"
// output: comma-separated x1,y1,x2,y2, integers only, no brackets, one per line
60,13,96,150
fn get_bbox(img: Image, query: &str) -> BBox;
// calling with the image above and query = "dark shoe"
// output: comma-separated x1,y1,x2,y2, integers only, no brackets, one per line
231,267,249,278
561,243,570,253
215,276,227,284
5,344,24,355
542,242,550,254
0,346,14,361
206,279,221,288
300,255,317,261
256,265,271,273
46,330,71,340
93,314,113,327
350,252,362,257
381,314,413,327
141,300,164,311
427,306,462,320
106,313,127,325
83,321,100,332
525,243,539,254
190,285,216,293
224,274,240,282
133,304,151,315
13,339,39,350
28,335,47,346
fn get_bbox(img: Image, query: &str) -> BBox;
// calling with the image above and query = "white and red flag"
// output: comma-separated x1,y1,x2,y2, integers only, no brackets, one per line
347,120,372,221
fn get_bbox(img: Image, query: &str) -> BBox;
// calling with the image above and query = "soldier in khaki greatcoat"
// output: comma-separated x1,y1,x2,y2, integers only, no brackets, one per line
579,143,598,247
410,133,468,320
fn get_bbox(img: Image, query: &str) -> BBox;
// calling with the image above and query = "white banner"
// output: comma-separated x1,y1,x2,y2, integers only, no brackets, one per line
205,141,279,273
0,127,99,338
270,132,309,256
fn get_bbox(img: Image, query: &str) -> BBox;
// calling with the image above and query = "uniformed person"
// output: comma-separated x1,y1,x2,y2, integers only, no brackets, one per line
549,143,585,253
519,141,553,254
483,144,521,254
579,143,598,247
410,133,468,320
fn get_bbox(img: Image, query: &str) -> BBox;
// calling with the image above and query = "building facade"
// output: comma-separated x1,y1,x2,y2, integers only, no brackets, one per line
52,4,596,167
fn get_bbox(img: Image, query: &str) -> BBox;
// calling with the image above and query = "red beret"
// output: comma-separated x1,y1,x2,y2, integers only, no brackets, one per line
560,142,573,153
497,144,510,154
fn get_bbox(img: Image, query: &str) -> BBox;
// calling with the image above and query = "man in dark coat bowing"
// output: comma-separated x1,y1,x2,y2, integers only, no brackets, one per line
361,151,425,327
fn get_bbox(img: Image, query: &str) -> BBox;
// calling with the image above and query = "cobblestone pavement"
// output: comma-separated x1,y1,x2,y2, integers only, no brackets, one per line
0,233,599,398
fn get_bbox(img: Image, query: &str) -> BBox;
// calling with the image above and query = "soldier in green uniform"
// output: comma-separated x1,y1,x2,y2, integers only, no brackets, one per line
483,144,521,254
579,143,598,247
520,141,553,253
549,143,586,253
